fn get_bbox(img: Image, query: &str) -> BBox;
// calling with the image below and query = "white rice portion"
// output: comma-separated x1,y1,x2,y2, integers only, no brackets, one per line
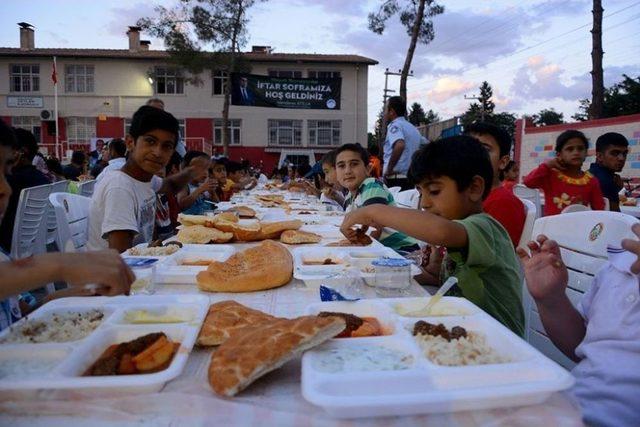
1,309,105,344
415,332,510,366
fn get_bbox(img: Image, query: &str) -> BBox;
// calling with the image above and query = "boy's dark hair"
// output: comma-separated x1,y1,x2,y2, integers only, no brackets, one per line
335,143,370,165
166,151,182,175
108,138,127,157
555,129,588,152
464,122,512,157
46,157,63,175
387,96,406,117
71,150,86,165
226,160,243,175
211,157,226,167
129,105,179,144
12,127,39,161
0,119,17,149
181,150,208,168
595,132,628,153
368,144,380,157
408,135,494,200
321,150,337,167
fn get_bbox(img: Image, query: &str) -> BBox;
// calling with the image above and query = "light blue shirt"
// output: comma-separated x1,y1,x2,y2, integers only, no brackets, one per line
382,116,424,176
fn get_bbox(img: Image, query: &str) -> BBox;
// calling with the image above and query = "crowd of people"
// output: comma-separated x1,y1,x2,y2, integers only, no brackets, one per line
0,93,637,425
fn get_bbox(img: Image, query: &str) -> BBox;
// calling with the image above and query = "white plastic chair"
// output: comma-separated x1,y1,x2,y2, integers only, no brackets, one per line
10,183,52,260
388,186,402,196
513,184,542,219
49,193,92,252
395,189,420,209
78,180,96,198
561,204,590,214
516,198,537,251
603,197,610,211
524,211,638,369
45,180,69,247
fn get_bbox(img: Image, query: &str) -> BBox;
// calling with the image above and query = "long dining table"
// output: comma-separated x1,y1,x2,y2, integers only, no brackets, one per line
0,189,583,426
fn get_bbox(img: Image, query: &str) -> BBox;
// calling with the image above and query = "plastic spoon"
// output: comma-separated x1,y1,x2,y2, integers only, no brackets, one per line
400,277,458,317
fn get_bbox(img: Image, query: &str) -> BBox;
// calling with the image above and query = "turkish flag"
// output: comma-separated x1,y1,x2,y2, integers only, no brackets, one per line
51,59,57,85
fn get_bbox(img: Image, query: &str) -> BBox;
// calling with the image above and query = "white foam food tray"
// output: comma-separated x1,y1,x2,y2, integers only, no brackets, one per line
301,298,574,418
155,245,235,284
293,247,420,288
0,294,209,398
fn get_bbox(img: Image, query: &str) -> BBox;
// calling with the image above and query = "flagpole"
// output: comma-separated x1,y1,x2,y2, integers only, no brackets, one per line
53,56,59,159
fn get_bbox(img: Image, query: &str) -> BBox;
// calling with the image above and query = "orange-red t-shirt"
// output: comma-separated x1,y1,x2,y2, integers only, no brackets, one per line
369,156,382,178
483,186,526,247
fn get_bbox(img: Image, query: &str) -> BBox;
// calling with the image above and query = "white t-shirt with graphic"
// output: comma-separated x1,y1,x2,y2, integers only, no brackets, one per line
87,171,156,251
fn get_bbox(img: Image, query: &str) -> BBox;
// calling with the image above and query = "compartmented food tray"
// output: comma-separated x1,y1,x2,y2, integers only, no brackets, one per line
302,298,574,418
0,294,209,397
293,246,420,288
155,245,235,284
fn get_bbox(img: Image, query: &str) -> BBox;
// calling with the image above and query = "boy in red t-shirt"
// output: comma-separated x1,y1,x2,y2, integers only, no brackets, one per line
465,123,526,247
523,130,604,216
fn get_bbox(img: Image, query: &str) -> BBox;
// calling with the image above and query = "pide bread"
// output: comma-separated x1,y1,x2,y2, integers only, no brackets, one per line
177,225,233,244
232,206,256,218
197,301,279,346
196,240,293,292
215,220,262,241
208,315,346,396
280,229,322,244
258,220,303,239
177,214,210,227
212,212,239,224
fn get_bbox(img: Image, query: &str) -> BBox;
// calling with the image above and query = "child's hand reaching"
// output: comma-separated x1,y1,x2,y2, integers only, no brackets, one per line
545,157,567,171
340,206,375,241
516,235,568,304
621,223,640,274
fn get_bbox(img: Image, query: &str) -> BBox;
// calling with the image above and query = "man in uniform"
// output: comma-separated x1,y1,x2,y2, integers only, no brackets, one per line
382,96,424,190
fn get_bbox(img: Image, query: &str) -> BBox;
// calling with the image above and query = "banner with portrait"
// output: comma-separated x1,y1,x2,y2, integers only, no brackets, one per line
230,73,341,110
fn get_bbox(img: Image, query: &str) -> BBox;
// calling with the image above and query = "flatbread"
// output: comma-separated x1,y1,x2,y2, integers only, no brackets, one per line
258,220,303,239
176,225,233,244
280,229,322,244
208,315,346,396
197,301,279,346
196,240,293,292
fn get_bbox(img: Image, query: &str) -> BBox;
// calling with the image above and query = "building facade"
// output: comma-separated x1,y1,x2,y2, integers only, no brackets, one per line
0,24,376,172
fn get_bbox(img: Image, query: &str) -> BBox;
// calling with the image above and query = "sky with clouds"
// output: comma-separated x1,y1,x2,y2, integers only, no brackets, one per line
0,0,638,130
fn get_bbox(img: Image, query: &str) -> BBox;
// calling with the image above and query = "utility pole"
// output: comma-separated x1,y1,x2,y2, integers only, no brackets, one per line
464,94,485,121
590,0,604,119
381,68,413,143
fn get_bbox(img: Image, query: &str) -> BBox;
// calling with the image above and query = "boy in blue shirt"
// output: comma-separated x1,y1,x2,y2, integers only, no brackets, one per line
341,136,524,336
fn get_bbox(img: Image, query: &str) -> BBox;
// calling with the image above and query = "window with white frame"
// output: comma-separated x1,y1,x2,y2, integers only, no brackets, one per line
308,70,341,79
124,118,185,140
65,65,94,93
154,66,184,94
66,117,96,145
268,120,302,146
10,64,39,92
308,120,341,147
268,70,302,78
213,119,241,145
212,70,228,95
12,116,42,142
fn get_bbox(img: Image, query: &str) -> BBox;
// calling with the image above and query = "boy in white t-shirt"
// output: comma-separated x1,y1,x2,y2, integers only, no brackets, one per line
518,230,640,426
88,106,181,252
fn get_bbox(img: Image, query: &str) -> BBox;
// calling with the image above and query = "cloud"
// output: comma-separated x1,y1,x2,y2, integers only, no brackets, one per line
426,77,476,103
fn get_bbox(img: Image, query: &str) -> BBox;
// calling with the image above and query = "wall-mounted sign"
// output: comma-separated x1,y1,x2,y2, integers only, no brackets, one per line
231,73,341,110
7,96,44,108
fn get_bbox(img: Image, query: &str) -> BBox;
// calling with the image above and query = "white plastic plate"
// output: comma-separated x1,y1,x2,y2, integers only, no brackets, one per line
301,298,574,418
0,294,209,398
155,245,235,284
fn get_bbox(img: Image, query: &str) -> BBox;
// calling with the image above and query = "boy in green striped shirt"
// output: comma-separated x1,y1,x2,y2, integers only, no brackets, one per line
335,143,418,252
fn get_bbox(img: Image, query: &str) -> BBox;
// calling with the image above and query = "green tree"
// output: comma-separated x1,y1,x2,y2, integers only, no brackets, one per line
461,81,495,126
425,108,440,125
408,102,426,125
573,74,640,121
138,0,264,155
369,0,444,101
532,108,564,126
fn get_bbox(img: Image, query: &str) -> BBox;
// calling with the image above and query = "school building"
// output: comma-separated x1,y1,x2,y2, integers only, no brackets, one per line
0,24,376,172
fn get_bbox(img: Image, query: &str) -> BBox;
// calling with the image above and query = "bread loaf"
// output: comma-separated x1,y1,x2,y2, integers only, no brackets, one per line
197,301,279,346
280,229,322,244
196,240,293,292
177,225,233,244
208,315,345,396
